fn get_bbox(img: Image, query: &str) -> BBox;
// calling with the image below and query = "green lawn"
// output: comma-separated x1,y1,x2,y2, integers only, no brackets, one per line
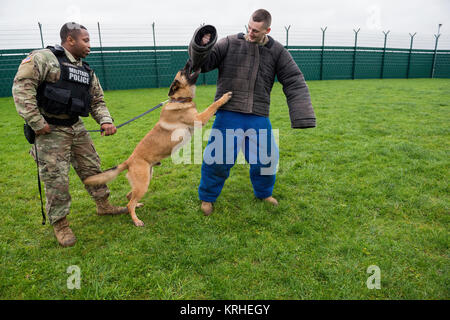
0,78,448,299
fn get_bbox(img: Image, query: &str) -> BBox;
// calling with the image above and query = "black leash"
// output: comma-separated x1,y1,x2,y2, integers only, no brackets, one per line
87,100,168,133
34,144,46,225
24,124,46,225
24,100,167,225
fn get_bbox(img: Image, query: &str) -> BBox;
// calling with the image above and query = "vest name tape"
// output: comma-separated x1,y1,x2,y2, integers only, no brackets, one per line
68,67,90,84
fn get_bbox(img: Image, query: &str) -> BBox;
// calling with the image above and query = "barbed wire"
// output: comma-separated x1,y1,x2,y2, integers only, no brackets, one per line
0,22,448,50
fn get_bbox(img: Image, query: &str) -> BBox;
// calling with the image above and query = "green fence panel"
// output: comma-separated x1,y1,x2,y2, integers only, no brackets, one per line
408,52,434,78
93,50,159,90
289,49,321,81
434,52,450,78
383,51,409,79
355,49,383,79
1,46,449,97
323,49,354,80
0,49,30,97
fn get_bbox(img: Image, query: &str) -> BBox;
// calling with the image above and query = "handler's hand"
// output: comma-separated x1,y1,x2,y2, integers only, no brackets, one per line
201,33,211,46
101,123,117,136
35,123,51,136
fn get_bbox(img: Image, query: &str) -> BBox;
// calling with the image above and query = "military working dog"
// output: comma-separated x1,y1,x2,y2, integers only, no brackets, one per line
84,66,232,226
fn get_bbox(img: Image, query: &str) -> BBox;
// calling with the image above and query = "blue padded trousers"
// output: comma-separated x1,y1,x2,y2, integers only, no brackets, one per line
198,110,279,202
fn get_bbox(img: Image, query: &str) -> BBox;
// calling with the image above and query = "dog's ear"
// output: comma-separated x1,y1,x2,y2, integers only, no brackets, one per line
168,79,180,97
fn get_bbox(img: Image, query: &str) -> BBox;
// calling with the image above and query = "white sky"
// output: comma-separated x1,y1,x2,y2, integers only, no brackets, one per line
0,0,449,49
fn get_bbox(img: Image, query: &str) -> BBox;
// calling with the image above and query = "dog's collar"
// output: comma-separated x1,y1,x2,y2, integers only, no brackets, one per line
169,97,193,103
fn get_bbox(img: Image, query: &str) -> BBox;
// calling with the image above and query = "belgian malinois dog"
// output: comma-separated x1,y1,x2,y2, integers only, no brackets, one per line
83,66,232,226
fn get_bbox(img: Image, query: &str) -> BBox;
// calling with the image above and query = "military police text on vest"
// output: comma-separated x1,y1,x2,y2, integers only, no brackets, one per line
68,66,90,84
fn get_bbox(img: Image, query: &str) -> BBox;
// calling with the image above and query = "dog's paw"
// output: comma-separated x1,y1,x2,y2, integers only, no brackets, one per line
136,202,144,208
220,91,232,104
133,219,145,227
224,91,232,101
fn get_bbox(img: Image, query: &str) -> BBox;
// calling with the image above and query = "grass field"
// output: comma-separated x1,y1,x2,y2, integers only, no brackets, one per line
0,78,448,299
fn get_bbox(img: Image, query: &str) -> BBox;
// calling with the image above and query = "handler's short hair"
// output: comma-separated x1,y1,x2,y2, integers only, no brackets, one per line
60,22,87,43
251,9,272,29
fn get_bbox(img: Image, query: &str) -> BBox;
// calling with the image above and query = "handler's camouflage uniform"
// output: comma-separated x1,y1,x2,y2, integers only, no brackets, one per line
12,46,112,225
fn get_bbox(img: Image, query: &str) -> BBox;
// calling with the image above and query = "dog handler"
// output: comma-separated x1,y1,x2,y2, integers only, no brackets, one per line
12,22,127,247
189,9,316,215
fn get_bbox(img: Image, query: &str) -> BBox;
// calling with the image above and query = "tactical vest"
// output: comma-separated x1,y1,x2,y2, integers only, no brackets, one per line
36,45,93,125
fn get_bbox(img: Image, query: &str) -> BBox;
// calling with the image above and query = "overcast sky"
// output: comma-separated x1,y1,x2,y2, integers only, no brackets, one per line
0,0,449,49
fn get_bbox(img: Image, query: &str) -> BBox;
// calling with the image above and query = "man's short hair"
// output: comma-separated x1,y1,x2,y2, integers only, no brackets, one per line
251,9,272,29
60,22,87,43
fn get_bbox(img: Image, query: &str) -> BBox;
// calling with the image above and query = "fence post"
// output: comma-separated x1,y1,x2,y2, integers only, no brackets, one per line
38,22,44,48
352,28,360,80
380,30,389,79
152,22,160,87
320,27,327,80
407,32,416,79
285,25,291,48
431,25,442,78
97,22,108,90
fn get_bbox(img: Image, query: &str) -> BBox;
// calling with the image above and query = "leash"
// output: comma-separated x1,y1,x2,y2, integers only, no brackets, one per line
24,100,167,225
24,124,46,225
34,144,46,225
87,100,168,133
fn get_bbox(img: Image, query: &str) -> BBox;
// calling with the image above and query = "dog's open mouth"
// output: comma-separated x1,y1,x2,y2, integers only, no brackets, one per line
182,62,201,85
186,69,200,84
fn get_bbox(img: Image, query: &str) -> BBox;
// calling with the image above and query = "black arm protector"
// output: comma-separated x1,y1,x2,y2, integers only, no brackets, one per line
188,25,218,71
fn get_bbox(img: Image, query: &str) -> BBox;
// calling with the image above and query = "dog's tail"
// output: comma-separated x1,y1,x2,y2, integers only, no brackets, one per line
83,162,128,186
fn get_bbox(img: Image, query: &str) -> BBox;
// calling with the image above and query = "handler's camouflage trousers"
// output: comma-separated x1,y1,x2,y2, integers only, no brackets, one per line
30,120,109,225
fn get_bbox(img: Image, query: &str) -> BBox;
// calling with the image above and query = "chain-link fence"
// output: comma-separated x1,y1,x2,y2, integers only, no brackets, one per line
1,22,449,97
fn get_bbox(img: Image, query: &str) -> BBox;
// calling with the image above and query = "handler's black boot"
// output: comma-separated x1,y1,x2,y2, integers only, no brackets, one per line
96,198,128,216
53,217,77,247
